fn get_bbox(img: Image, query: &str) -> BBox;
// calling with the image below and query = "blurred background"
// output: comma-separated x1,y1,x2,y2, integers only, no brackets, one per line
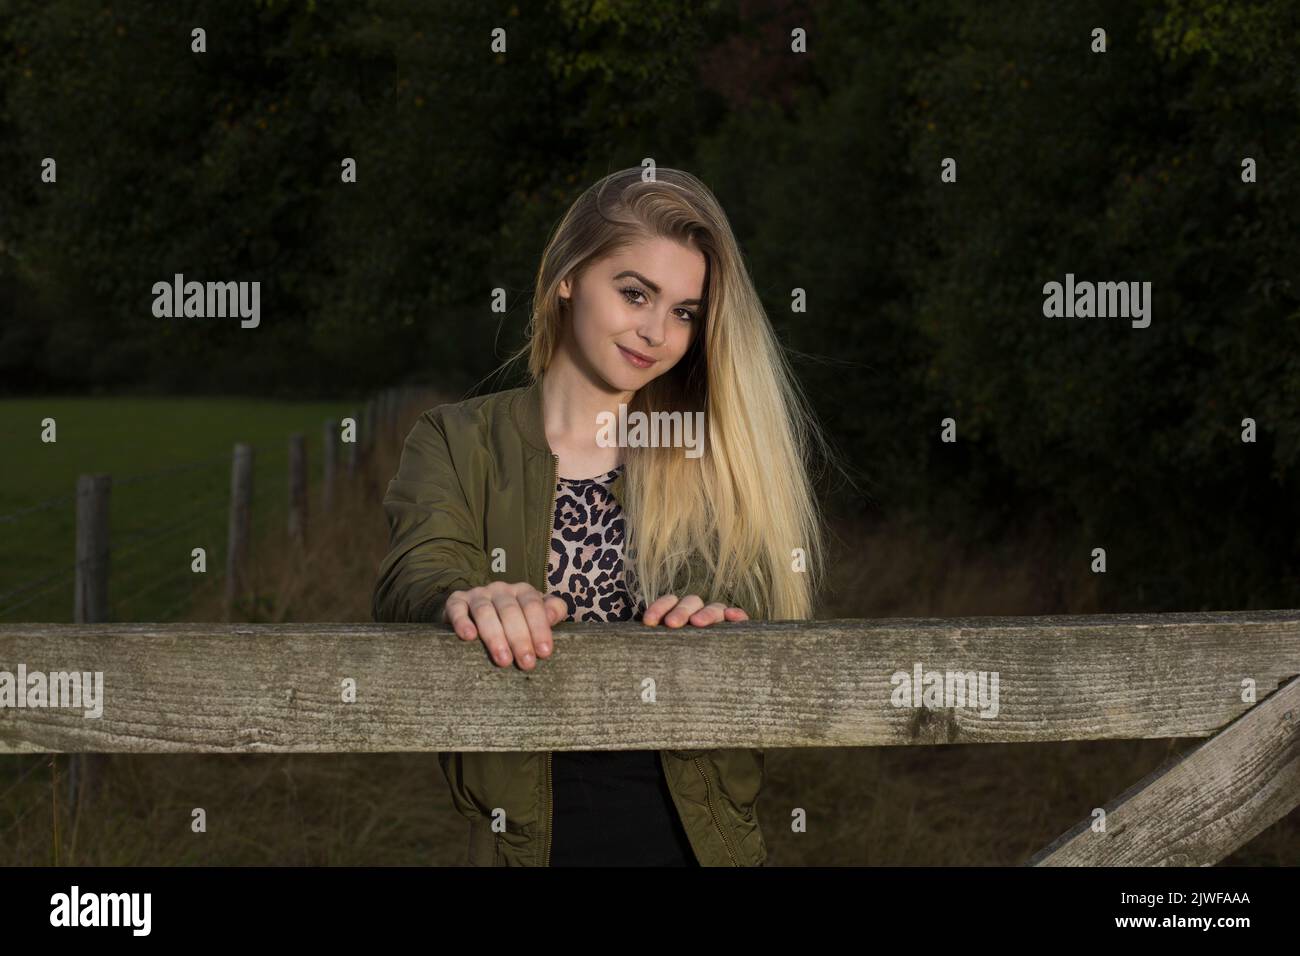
1,0,1297,864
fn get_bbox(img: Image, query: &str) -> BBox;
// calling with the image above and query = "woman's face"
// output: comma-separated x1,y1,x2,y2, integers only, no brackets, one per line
558,235,705,391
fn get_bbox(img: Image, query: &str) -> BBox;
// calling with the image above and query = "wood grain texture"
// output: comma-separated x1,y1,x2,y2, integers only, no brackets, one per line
1029,676,1300,866
0,609,1297,754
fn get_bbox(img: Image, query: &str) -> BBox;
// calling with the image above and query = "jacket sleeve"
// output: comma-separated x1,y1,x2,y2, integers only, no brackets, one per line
371,407,488,625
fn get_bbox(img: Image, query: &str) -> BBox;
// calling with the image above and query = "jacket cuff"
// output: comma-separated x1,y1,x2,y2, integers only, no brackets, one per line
414,590,452,625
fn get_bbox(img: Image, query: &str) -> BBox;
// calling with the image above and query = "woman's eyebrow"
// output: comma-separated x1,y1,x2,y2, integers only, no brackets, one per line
611,270,703,306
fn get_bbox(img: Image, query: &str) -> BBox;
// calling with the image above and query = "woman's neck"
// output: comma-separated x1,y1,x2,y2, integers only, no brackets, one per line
540,357,633,477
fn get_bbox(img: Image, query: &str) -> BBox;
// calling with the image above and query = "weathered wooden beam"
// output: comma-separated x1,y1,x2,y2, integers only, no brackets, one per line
1028,675,1300,866
0,610,1297,754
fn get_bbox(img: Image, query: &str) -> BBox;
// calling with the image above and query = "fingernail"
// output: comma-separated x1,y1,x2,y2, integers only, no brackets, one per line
522,652,534,665
537,643,550,654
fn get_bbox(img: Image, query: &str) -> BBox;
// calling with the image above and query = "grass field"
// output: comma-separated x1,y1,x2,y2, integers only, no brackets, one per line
0,392,1296,866
0,396,365,623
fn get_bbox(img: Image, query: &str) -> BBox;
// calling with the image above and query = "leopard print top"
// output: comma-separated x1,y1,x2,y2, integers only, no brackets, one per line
545,463,699,865
547,464,648,623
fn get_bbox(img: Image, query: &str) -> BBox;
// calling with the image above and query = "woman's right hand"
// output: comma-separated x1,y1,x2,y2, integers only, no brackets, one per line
441,581,569,670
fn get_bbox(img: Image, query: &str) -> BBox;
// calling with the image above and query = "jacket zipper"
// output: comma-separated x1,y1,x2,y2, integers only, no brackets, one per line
693,756,740,865
543,452,558,867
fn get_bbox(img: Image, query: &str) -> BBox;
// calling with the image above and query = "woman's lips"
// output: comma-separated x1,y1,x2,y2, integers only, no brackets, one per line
618,344,655,368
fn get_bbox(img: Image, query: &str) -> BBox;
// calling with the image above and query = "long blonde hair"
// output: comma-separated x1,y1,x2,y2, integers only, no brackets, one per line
503,166,829,621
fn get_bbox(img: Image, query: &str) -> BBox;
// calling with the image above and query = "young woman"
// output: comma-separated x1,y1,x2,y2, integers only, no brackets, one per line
372,166,829,866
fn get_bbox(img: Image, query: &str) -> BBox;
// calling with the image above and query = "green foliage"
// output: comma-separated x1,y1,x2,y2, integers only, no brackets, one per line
697,0,1300,607
0,0,726,394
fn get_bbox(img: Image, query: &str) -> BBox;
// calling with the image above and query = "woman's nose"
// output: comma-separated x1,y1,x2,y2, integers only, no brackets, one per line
637,313,669,346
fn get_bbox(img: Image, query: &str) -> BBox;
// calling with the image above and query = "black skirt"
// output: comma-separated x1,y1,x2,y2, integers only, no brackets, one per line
549,749,699,866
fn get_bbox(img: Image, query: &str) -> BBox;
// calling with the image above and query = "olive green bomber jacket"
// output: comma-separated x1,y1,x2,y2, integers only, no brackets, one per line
370,377,768,866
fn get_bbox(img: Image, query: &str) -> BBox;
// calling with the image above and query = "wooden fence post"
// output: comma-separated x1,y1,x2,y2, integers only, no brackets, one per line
288,433,307,549
346,408,359,478
322,420,337,514
74,474,110,623
225,443,253,619
363,398,376,461
69,473,111,807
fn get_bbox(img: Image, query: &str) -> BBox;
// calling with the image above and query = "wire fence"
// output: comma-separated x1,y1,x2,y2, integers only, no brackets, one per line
0,492,78,525
0,387,434,624
0,568,79,621
113,452,233,488
0,388,439,839
114,563,201,614
109,493,232,566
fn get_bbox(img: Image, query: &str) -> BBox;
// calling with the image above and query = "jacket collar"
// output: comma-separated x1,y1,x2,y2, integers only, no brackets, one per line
510,374,628,505
510,376,551,454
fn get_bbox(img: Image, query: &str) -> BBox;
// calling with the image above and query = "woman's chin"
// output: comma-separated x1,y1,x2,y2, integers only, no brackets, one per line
600,365,649,392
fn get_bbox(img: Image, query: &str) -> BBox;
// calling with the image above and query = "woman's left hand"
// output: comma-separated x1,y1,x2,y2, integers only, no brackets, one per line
642,594,749,627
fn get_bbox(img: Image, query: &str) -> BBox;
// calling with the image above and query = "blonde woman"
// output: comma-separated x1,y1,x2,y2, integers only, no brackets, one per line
373,166,829,866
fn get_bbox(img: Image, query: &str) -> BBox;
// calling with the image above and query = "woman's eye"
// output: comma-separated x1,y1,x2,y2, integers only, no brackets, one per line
620,286,695,322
